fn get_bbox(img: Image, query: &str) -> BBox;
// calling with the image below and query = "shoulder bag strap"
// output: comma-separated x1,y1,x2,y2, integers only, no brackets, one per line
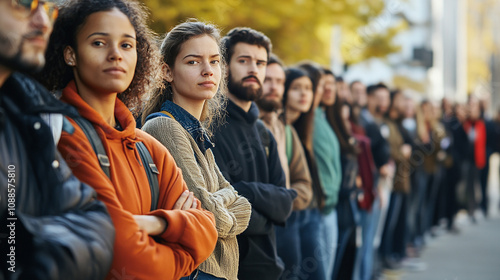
136,142,160,211
71,117,111,177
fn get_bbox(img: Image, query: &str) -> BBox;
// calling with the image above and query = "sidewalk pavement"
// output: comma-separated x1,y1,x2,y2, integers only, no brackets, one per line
394,154,500,280
394,212,500,280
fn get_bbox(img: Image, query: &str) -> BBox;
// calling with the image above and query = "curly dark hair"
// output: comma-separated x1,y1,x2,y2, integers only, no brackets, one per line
37,0,162,115
221,27,272,64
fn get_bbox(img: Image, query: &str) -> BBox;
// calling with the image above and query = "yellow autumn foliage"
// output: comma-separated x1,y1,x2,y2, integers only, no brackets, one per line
143,0,404,65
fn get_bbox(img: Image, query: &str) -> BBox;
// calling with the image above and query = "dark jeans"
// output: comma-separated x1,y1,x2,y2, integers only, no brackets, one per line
276,211,301,279
277,208,327,280
408,167,427,248
464,161,479,218
332,226,356,280
332,196,359,280
432,168,447,227
443,165,460,229
379,192,408,264
353,197,381,280
480,160,489,216
425,167,444,230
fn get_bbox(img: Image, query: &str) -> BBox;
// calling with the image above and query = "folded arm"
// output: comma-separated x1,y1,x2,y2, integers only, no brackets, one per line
58,121,217,279
142,118,251,239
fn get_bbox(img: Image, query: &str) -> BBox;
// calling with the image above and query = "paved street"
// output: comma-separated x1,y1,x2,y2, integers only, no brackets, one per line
393,154,500,280
399,213,500,280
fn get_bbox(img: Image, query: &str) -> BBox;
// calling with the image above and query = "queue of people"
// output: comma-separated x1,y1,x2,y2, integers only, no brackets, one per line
1,0,498,279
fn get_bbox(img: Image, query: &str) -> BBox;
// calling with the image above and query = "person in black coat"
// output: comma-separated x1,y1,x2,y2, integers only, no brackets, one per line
0,1,114,279
441,100,467,231
211,27,297,280
479,98,496,218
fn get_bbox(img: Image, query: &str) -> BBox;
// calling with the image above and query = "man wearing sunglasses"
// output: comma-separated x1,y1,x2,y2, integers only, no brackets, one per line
0,1,115,279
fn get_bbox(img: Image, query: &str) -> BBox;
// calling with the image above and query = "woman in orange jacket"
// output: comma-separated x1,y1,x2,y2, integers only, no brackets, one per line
37,0,218,279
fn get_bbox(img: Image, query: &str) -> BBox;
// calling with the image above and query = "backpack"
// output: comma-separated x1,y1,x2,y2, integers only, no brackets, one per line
71,117,160,211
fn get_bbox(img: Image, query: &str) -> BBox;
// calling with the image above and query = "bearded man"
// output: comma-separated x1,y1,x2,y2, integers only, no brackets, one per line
211,27,297,280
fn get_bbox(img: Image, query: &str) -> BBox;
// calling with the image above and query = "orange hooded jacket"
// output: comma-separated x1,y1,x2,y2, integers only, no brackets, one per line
57,81,217,280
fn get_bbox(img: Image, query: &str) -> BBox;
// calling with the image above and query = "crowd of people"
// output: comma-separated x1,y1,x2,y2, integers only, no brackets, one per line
1,0,499,279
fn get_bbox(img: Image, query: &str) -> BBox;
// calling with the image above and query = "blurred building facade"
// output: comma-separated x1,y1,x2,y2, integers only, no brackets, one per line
337,0,469,103
485,1,500,117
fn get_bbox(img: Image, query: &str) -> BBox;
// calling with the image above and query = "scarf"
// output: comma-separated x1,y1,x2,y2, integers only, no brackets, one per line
463,120,487,169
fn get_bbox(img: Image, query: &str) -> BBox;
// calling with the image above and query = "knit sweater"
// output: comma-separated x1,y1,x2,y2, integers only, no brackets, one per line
313,107,341,214
57,81,218,280
142,103,252,280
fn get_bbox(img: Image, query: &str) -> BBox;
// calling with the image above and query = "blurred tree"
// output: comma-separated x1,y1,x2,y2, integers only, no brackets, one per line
143,0,404,65
467,0,499,96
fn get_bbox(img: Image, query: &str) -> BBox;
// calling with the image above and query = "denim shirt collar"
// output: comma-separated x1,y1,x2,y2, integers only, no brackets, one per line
160,100,214,153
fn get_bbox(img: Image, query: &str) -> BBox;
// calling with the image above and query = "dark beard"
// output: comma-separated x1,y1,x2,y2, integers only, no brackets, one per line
227,73,263,102
375,105,387,115
256,96,282,112
0,31,43,74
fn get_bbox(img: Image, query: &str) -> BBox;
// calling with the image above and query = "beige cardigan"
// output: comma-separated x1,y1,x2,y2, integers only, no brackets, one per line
260,111,290,188
260,111,313,211
143,116,251,280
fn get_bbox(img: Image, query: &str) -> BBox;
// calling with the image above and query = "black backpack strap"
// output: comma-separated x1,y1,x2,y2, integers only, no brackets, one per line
72,117,111,177
136,142,160,211
256,119,270,158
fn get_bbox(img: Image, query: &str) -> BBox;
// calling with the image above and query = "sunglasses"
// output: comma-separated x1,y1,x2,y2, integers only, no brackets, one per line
10,0,59,23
